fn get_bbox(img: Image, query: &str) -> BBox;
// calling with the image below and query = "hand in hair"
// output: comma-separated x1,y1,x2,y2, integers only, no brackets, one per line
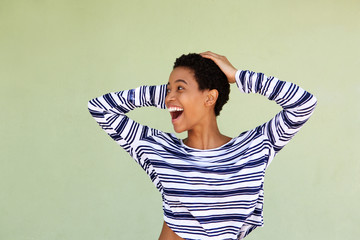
200,51,237,84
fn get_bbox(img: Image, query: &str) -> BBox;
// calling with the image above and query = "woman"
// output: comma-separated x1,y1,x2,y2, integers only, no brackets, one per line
88,51,317,240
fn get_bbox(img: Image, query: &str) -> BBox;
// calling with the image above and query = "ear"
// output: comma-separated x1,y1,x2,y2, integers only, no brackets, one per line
205,89,219,107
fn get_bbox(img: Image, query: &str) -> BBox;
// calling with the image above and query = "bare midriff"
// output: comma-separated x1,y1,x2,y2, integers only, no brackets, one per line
158,221,185,240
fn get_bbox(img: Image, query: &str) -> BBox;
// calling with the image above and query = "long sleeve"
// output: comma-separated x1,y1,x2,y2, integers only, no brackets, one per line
235,70,317,154
87,84,167,158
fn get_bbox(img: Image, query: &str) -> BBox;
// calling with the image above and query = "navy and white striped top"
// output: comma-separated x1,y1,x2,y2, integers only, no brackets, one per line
88,69,317,240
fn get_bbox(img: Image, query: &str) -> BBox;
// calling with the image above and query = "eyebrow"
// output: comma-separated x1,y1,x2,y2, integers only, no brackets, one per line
167,79,188,85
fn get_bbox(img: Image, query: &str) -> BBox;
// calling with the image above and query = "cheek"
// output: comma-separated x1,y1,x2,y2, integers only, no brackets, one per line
183,95,205,114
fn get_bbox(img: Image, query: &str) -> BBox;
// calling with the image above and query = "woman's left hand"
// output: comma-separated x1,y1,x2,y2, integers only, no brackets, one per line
200,51,237,83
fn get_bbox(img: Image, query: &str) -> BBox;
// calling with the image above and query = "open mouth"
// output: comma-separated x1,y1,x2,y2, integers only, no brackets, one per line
168,107,184,121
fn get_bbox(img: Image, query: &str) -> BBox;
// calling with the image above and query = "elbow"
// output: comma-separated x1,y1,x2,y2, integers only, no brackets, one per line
87,99,108,119
87,99,93,109
311,94,318,109
87,100,94,114
308,94,318,115
87,99,100,118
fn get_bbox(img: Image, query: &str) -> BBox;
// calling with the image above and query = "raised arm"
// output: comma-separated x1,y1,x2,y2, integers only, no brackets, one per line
200,51,317,153
87,84,167,158
235,69,317,153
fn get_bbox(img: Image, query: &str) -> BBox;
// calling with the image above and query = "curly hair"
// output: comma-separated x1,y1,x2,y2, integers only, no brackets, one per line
173,53,230,116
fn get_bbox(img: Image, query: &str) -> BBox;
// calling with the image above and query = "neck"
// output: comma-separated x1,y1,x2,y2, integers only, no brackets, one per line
183,114,231,150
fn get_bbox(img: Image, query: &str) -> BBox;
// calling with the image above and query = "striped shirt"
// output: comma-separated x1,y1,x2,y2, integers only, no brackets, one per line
87,69,317,240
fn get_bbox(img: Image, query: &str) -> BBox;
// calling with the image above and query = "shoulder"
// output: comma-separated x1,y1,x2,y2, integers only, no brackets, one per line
141,129,181,148
231,125,267,145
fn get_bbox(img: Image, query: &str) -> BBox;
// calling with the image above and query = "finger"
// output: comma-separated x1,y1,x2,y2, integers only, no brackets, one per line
200,52,221,62
199,54,214,61
200,51,220,58
199,52,211,58
200,51,213,55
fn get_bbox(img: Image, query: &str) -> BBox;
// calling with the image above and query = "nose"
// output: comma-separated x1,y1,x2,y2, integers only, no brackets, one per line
165,90,175,105
166,91,173,99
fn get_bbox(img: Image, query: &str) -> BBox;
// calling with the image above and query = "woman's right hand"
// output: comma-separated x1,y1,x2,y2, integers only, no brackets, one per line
200,51,237,84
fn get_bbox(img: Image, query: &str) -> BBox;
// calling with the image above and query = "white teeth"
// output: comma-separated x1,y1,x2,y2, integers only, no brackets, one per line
168,107,184,112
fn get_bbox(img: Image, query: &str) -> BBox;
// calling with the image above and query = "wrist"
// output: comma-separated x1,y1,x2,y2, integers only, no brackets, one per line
228,69,237,84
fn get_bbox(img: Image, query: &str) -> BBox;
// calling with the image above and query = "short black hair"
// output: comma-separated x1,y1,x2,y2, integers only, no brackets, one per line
173,53,230,116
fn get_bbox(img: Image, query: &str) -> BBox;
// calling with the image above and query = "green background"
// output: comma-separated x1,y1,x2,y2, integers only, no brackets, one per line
1,0,359,239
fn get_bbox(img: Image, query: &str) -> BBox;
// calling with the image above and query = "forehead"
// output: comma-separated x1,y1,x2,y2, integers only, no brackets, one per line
168,67,197,85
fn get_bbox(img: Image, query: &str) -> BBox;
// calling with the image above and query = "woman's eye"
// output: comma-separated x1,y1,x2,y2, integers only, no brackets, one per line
177,86,184,90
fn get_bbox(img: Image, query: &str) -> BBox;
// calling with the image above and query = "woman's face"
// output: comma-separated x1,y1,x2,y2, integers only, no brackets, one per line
165,66,211,133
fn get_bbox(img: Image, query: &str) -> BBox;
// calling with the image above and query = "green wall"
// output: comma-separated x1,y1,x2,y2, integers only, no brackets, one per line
1,0,359,239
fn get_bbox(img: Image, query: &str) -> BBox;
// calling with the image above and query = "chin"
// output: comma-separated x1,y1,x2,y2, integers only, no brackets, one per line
174,128,185,133
173,125,187,133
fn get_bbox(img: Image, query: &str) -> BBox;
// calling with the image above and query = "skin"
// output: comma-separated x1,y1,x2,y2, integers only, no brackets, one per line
159,52,238,240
